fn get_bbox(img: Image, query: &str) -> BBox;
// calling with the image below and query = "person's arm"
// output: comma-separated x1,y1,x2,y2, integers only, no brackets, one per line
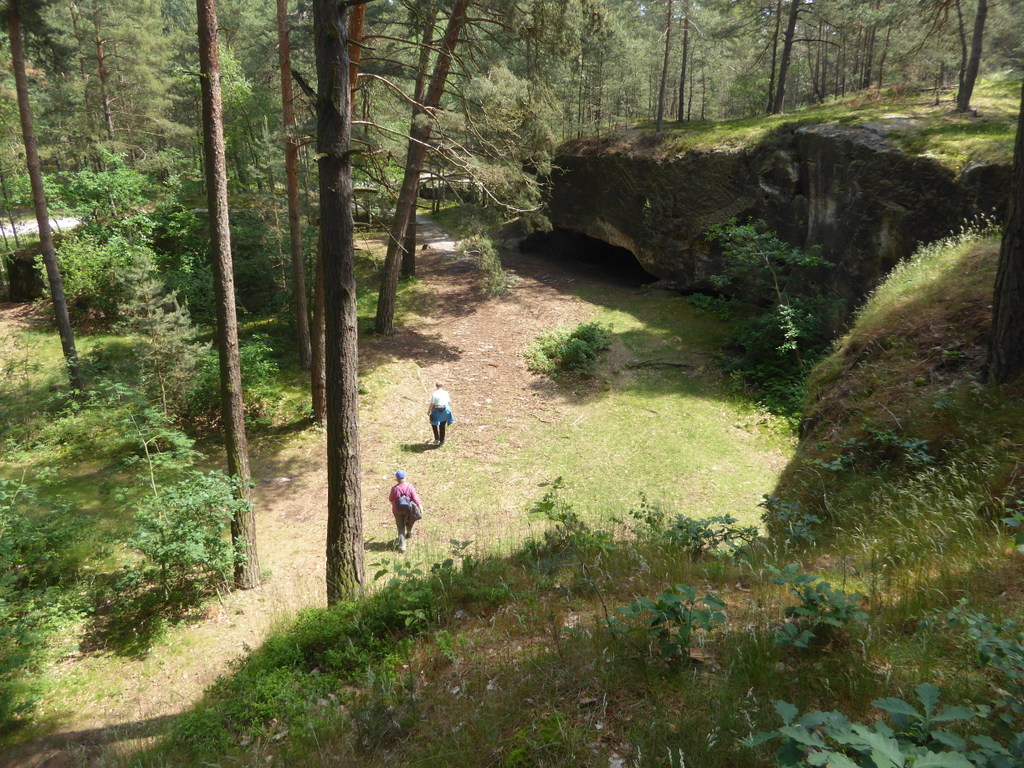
410,485,424,511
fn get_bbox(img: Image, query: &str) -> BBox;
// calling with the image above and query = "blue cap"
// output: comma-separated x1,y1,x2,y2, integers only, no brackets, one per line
395,470,406,480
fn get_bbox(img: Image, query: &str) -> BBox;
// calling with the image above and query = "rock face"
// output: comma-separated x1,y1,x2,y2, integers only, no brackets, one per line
546,123,1010,315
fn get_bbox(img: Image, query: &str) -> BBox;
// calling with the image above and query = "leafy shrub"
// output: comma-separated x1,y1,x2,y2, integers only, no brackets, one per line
525,477,614,558
695,220,840,417
50,153,151,225
525,322,612,377
746,686,1024,768
811,420,935,473
768,563,869,648
186,334,280,427
0,479,88,731
1005,503,1024,554
667,514,759,557
458,236,515,296
53,234,160,323
760,496,822,547
127,471,245,596
945,604,1024,730
605,585,727,663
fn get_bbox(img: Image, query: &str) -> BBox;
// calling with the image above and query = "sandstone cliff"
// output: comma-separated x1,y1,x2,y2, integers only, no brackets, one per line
545,123,1010,315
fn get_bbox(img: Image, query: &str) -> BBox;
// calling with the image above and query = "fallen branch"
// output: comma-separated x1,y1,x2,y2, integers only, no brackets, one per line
626,359,692,369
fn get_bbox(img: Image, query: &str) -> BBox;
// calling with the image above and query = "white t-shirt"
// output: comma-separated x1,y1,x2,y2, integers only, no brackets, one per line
430,388,451,409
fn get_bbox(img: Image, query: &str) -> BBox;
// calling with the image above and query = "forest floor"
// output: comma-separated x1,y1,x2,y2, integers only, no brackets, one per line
1,217,789,766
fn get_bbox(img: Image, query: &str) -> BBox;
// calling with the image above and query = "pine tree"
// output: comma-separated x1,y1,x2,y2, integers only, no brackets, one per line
196,0,260,591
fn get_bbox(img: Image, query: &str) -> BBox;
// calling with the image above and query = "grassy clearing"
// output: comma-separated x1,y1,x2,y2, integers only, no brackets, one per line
92,221,1024,768
0,221,791,750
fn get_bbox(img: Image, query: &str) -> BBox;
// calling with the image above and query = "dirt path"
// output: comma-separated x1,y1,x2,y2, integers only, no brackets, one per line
2,217,619,766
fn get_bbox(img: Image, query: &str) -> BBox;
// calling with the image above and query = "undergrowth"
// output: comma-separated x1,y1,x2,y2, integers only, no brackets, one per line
110,471,1022,767
99,219,1024,767
525,321,613,377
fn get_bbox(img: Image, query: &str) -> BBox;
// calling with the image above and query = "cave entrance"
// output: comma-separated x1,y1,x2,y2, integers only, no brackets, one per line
519,228,657,287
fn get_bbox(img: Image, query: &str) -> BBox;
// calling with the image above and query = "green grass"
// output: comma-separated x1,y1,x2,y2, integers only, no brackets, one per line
91,218,1024,768
590,75,1020,172
6,199,1024,765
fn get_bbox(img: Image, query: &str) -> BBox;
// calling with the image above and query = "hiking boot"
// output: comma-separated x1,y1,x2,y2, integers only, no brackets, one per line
405,529,413,538
398,534,406,553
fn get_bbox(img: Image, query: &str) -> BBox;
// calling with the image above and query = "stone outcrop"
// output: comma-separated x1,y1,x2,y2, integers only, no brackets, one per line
545,123,1010,315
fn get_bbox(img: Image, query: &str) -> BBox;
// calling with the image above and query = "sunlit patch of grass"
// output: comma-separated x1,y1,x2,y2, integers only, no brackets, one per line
571,75,1020,171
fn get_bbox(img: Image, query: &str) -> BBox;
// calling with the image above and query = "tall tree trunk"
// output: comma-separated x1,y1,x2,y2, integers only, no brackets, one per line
90,0,115,142
7,0,84,393
310,233,326,425
860,24,875,90
877,26,891,89
772,0,802,114
276,0,312,370
955,0,969,104
313,0,364,604
957,0,987,113
767,0,782,113
374,0,469,336
196,0,260,590
676,2,689,123
347,2,365,112
656,0,673,132
402,8,438,278
985,80,1024,383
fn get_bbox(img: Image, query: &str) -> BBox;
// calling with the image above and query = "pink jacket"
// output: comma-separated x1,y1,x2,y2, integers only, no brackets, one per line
388,482,423,515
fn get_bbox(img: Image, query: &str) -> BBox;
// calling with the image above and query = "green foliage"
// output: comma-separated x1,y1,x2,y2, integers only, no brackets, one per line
0,479,89,731
127,471,244,596
768,564,869,649
811,421,935,473
747,685,1024,768
605,584,727,663
185,334,280,427
525,322,613,377
666,514,759,557
115,262,207,415
50,154,152,227
525,477,615,559
458,236,515,296
53,234,160,323
945,605,1024,730
161,538,514,762
696,220,840,418
1001,503,1024,555
760,496,822,548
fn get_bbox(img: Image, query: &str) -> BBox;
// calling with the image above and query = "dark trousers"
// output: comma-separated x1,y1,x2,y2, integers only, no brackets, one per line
431,421,447,443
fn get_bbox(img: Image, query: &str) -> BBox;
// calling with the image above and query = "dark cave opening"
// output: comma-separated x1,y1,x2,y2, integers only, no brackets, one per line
519,228,658,287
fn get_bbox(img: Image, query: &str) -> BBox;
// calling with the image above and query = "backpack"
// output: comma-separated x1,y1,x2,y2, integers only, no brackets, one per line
397,494,414,511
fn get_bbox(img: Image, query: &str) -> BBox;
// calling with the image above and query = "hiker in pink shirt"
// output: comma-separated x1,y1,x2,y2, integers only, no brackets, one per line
388,470,423,552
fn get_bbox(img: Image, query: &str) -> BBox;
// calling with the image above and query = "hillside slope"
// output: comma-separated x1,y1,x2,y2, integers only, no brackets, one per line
94,226,1024,768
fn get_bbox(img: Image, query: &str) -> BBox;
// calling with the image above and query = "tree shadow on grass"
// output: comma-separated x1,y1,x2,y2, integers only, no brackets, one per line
80,574,214,659
364,539,399,553
399,442,436,453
